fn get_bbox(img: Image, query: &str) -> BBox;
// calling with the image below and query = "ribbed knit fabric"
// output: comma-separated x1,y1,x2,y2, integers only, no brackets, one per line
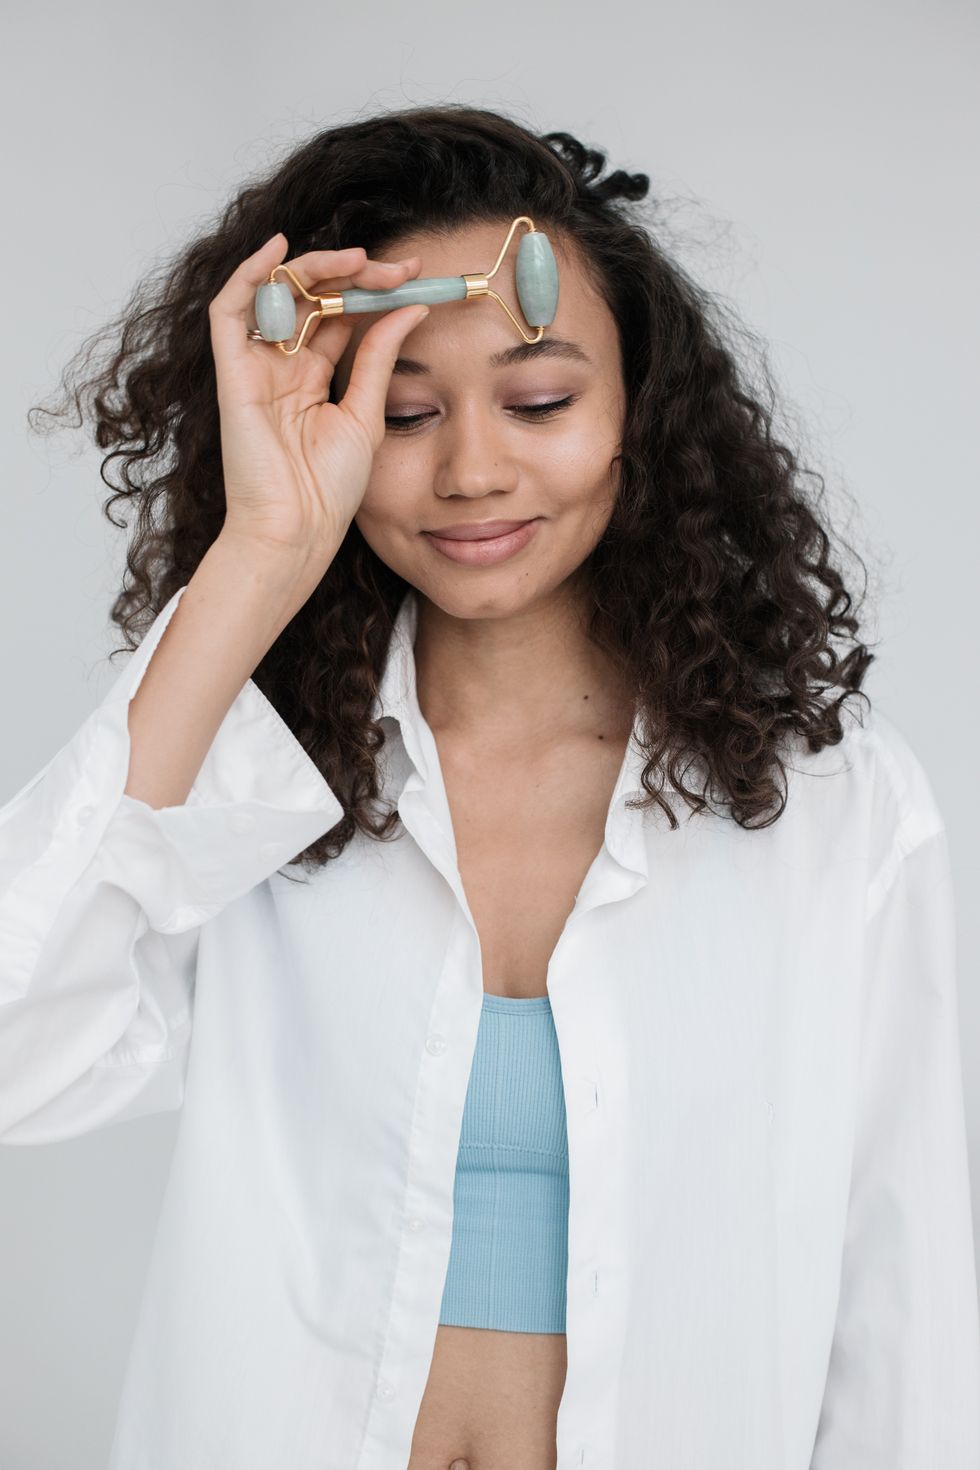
437,993,569,1333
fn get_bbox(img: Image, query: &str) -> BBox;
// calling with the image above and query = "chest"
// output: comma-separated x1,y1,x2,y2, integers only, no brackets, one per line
434,731,631,998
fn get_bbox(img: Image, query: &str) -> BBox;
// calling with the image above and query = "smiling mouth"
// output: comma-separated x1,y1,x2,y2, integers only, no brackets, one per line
422,519,536,541
422,518,542,565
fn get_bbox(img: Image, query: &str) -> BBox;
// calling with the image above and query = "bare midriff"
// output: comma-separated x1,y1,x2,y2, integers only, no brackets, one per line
407,1325,567,1468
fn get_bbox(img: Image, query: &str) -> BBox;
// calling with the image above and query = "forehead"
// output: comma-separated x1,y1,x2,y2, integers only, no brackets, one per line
378,220,588,301
340,219,616,369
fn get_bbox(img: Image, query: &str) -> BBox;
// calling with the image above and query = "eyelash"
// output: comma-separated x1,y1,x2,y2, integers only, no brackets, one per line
383,395,578,432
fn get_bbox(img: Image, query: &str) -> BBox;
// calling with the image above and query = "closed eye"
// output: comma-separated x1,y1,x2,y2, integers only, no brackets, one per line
383,395,578,432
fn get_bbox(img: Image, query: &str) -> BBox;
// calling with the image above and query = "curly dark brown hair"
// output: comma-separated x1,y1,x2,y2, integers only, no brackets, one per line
28,101,877,872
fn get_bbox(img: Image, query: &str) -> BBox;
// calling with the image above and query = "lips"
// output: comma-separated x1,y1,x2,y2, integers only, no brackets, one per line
423,519,534,541
423,518,541,566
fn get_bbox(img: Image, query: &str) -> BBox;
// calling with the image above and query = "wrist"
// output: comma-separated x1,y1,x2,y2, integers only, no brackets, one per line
199,532,323,632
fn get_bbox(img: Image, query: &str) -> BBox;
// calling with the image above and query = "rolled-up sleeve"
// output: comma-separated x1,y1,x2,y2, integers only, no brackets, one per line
0,585,344,1143
811,824,980,1467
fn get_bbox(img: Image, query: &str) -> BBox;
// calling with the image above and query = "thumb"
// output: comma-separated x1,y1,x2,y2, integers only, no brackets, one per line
339,303,430,439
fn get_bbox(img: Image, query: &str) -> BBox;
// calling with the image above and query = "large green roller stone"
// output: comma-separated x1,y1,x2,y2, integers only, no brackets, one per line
515,232,559,327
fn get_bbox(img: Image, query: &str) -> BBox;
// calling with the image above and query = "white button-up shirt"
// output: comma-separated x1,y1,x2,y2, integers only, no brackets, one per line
1,583,979,1469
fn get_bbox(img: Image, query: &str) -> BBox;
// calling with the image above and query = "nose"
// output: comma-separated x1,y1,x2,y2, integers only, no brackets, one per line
432,408,519,500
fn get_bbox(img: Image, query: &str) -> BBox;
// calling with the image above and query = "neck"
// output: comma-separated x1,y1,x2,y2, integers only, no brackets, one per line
412,582,635,753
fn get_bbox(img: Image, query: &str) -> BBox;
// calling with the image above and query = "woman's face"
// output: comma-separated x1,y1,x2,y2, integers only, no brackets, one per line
332,221,627,620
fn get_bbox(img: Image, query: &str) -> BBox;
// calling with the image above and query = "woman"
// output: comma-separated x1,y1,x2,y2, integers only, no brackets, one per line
1,102,978,1469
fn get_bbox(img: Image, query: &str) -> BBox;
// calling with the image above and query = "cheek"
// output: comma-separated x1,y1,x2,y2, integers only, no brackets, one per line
551,442,621,517
350,509,397,573
547,413,622,481
556,463,621,547
352,479,416,547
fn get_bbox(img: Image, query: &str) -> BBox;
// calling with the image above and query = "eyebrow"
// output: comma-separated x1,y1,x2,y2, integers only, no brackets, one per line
391,334,593,376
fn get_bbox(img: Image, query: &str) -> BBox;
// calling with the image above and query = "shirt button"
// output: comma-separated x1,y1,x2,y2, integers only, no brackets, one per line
376,1379,395,1402
259,840,282,862
229,810,255,834
76,803,95,826
425,1033,447,1056
407,1216,425,1233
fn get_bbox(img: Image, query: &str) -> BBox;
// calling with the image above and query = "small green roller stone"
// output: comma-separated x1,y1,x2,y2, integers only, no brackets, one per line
255,280,297,343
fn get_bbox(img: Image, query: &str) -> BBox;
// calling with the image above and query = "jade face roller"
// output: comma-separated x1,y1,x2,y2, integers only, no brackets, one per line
248,216,559,356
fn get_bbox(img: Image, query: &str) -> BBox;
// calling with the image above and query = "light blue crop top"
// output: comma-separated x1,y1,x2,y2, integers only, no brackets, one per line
438,993,569,1334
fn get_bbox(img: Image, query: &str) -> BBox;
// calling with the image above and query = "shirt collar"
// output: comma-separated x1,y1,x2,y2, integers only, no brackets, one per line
370,586,651,881
370,586,431,783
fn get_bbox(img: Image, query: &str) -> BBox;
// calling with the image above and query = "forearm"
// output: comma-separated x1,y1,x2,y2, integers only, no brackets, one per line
124,532,319,811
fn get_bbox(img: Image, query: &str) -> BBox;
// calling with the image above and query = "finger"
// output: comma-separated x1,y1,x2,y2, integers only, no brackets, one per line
301,256,423,366
337,302,430,443
294,251,422,297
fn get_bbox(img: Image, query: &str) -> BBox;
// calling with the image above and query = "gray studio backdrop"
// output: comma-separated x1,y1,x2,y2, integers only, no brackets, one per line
2,1,978,1465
